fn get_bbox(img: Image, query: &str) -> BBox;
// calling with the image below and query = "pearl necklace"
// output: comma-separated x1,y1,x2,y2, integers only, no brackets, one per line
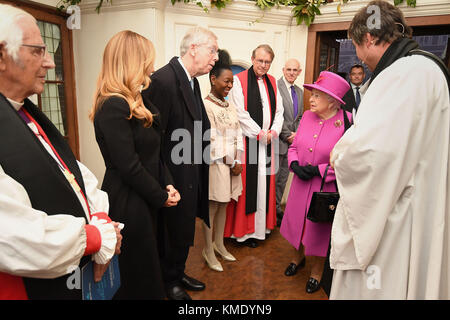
208,93,229,108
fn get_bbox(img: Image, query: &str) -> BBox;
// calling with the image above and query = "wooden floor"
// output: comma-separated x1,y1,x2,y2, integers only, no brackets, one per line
184,218,328,300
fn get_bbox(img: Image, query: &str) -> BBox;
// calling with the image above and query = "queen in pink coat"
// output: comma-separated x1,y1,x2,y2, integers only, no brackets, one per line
280,71,351,294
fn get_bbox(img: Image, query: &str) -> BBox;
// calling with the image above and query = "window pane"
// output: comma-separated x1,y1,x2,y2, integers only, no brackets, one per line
38,21,67,136
52,24,60,40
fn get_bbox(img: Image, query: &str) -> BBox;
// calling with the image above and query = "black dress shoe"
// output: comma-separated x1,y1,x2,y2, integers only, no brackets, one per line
284,263,298,276
306,277,321,294
243,238,258,248
166,285,192,300
284,257,305,276
181,274,205,291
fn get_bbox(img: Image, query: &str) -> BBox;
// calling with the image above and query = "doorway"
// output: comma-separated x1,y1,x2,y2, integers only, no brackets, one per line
304,15,450,110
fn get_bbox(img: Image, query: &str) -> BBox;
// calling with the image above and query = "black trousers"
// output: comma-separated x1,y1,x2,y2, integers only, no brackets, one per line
161,244,190,289
321,239,333,297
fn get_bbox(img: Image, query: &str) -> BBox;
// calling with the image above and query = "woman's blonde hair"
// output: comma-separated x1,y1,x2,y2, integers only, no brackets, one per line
90,30,155,127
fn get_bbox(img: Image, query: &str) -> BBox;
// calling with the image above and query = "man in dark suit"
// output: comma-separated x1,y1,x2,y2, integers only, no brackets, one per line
276,58,303,226
342,64,365,113
143,27,218,300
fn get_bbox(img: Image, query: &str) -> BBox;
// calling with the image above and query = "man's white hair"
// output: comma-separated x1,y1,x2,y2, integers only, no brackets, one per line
0,4,35,62
179,26,217,57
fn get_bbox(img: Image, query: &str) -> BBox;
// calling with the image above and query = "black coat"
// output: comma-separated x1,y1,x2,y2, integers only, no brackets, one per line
142,57,210,248
94,96,170,299
341,87,357,113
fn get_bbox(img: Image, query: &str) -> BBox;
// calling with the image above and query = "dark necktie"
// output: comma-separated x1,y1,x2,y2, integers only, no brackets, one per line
355,86,361,108
290,85,298,118
191,78,202,120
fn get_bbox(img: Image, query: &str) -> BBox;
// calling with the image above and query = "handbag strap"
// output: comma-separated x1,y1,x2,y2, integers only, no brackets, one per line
319,164,338,192
318,110,349,192
319,165,330,192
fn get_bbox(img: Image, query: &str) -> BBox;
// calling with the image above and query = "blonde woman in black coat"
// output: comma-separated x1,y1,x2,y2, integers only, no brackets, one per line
90,31,180,299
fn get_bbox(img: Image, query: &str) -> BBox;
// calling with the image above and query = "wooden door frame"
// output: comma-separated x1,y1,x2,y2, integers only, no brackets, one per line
304,14,450,109
0,0,80,159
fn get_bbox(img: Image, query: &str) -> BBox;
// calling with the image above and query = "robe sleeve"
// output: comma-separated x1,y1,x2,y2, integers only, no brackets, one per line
330,56,442,270
77,161,116,265
0,164,87,278
229,76,262,139
269,89,284,137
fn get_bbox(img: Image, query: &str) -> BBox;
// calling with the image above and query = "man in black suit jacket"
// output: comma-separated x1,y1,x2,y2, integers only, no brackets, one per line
342,64,365,113
143,27,218,300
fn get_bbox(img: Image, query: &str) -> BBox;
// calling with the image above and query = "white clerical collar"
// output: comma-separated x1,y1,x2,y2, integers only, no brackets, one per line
178,57,193,83
7,98,24,111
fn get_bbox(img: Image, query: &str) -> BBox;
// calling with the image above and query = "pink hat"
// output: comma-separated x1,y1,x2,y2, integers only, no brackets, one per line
303,71,350,105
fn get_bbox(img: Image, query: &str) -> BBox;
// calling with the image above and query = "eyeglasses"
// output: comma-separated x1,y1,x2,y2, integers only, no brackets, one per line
21,44,47,58
197,44,219,56
255,59,272,66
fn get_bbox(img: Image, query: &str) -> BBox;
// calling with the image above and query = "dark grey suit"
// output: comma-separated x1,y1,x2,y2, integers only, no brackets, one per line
276,77,303,220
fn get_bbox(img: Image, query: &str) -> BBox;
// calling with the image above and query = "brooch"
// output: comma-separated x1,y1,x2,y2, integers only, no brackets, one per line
334,120,342,127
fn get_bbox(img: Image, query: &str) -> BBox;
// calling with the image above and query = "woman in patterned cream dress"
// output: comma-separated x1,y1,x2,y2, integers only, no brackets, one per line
202,50,243,272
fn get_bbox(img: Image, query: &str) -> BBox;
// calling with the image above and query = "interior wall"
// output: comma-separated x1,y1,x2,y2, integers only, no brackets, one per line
28,0,450,185
164,10,308,101
72,8,161,181
69,2,309,182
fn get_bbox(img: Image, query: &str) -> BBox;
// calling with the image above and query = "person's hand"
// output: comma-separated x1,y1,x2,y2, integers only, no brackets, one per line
93,261,110,282
111,222,123,255
164,185,180,207
330,150,335,169
266,131,272,145
231,163,243,176
222,155,234,166
287,132,296,144
291,161,320,181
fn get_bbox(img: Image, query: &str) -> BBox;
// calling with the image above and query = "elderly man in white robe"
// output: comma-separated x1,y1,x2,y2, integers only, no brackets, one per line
0,4,122,299
329,0,450,299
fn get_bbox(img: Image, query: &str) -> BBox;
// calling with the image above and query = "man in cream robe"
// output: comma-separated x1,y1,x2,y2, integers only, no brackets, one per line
330,47,450,301
329,1,450,299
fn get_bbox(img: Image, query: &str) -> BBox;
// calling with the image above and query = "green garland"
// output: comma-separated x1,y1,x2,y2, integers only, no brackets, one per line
57,0,113,13
58,0,417,26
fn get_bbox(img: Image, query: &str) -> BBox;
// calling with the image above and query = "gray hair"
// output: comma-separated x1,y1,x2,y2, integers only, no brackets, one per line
0,4,35,62
179,26,218,57
326,94,341,111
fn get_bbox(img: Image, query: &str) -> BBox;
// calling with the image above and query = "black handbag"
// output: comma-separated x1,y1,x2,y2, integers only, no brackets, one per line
306,165,339,223
306,110,351,223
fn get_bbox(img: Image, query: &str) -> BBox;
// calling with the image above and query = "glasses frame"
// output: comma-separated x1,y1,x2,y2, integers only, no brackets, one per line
21,44,47,58
255,59,273,66
197,43,219,56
